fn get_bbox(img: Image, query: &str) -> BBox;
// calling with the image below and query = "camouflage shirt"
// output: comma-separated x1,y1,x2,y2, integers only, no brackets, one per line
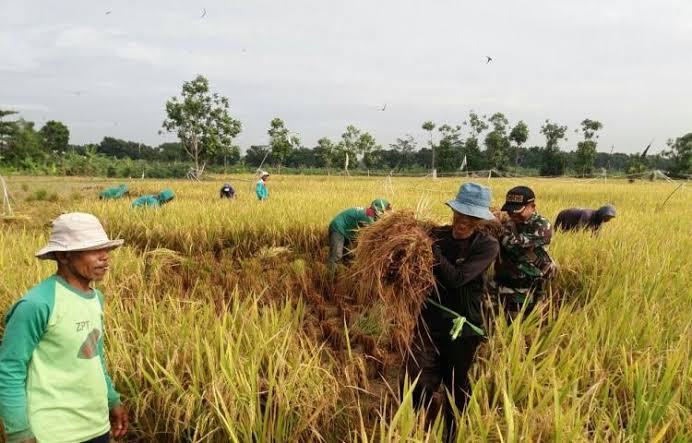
495,212,554,291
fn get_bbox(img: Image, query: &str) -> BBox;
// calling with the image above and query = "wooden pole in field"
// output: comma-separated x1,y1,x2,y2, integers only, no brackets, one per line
1,176,13,217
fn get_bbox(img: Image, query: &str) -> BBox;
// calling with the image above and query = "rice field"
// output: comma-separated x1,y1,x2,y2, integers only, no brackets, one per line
1,174,690,442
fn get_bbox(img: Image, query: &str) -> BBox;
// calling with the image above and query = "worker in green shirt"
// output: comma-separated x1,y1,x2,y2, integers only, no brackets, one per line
131,188,175,208
99,184,129,200
0,213,128,443
328,198,392,268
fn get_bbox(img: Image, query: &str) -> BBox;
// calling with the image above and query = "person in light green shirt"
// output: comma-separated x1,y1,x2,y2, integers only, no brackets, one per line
327,198,391,268
0,213,129,443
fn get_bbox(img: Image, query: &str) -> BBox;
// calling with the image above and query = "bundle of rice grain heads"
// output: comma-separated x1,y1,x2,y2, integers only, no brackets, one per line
348,210,435,355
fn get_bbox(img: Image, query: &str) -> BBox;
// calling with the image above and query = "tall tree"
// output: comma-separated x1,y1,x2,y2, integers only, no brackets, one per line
540,120,568,176
0,110,19,154
422,121,436,173
161,75,242,178
437,124,464,172
509,120,529,167
244,145,272,168
484,112,511,170
268,117,299,168
462,111,489,170
334,125,361,172
2,119,43,166
39,120,70,154
313,137,335,168
664,133,692,174
575,118,603,175
389,135,418,169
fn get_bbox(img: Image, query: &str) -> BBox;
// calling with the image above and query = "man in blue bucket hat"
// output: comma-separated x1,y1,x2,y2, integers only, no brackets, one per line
405,182,499,437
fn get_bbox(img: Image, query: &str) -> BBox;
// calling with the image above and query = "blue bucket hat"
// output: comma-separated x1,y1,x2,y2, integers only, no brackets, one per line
446,183,494,220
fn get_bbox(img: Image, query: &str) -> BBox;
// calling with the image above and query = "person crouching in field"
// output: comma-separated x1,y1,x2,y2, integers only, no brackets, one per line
0,213,128,443
256,171,270,200
327,198,392,269
131,188,175,208
99,184,129,200
494,186,555,317
220,182,236,199
405,183,499,437
555,204,616,232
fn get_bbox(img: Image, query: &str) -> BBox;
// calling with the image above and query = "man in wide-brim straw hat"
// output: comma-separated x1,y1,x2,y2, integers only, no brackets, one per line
405,182,499,438
0,213,128,443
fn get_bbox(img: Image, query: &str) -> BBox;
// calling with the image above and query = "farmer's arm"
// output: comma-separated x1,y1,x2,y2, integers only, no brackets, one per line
433,237,499,289
0,300,50,443
95,293,121,409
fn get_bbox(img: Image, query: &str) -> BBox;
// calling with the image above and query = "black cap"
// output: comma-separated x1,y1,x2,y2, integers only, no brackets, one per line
501,186,535,213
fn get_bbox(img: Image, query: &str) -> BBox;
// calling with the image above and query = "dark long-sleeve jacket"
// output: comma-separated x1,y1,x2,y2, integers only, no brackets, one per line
422,227,499,338
555,208,602,231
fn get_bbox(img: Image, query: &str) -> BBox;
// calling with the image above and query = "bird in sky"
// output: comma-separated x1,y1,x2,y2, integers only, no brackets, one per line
381,104,387,111
486,56,493,64
201,8,207,18
105,10,112,15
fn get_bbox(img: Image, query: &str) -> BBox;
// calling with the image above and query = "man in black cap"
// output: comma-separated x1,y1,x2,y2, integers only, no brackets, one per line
555,204,616,232
494,186,555,315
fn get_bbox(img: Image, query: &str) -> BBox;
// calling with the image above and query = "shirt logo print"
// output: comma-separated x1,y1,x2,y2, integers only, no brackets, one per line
75,320,91,332
77,328,101,359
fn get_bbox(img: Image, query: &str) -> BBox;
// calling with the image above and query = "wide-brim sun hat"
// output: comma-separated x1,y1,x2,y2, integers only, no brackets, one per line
35,212,124,260
446,182,495,221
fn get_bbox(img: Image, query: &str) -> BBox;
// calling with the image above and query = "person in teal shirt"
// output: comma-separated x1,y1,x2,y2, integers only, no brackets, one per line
255,171,269,200
99,184,129,200
131,188,175,208
328,198,392,268
0,213,128,443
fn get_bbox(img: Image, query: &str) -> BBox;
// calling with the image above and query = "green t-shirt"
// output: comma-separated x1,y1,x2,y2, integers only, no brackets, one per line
329,207,374,241
0,275,120,443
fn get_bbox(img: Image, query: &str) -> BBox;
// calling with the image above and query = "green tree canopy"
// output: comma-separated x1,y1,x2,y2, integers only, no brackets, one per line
664,133,692,174
268,117,300,167
484,112,511,170
575,119,603,175
39,120,70,154
161,75,242,178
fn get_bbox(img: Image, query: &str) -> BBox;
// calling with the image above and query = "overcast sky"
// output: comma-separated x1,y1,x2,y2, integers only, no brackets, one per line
1,0,691,154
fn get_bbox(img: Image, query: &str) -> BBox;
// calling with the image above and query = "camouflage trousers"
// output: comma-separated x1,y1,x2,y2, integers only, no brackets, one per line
489,281,549,322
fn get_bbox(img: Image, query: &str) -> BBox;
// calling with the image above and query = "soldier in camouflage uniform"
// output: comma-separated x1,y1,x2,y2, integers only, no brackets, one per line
494,186,555,315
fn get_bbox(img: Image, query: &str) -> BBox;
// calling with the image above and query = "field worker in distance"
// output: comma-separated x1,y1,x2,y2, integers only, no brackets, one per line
405,183,499,436
131,188,175,208
494,186,555,316
328,198,392,269
99,184,129,200
0,213,128,443
555,204,616,232
219,182,236,199
256,171,270,200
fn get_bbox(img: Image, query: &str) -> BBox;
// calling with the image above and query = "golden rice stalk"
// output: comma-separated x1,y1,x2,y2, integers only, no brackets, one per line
347,210,435,356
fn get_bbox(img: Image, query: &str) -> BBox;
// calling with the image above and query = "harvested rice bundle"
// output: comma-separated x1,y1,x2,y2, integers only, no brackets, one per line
347,210,435,355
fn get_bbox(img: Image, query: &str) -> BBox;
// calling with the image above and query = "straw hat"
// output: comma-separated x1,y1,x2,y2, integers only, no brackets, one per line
35,213,124,260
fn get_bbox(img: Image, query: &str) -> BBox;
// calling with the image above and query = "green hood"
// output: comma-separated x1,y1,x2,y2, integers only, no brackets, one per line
157,189,175,203
370,198,390,215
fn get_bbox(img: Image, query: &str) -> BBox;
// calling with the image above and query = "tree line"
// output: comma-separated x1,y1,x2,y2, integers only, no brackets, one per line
1,75,689,178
